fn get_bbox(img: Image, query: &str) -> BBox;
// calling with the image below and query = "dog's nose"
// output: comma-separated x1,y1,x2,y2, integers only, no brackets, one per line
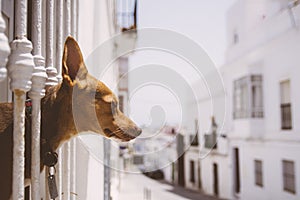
135,127,142,136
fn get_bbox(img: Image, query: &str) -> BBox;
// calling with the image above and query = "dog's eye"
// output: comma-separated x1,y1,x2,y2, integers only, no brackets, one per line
95,92,102,100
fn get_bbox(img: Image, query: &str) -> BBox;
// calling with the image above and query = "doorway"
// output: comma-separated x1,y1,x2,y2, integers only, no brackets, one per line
213,163,219,196
233,148,240,193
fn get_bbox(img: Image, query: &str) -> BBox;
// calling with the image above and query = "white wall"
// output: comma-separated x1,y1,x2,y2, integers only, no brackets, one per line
223,16,300,140
77,0,118,88
184,147,200,191
75,0,119,198
234,140,300,200
200,152,232,198
195,1,300,199
76,138,104,199
221,1,300,199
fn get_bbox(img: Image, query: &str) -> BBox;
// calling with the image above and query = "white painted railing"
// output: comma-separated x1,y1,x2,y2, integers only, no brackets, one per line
70,1,78,199
56,0,64,83
45,0,58,87
29,1,47,200
7,0,35,199
63,1,71,199
62,0,71,200
0,0,10,82
55,0,64,199
45,1,59,199
2,0,79,198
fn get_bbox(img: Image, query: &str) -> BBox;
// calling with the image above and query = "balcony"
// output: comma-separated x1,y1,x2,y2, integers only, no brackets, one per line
117,0,137,32
115,0,138,55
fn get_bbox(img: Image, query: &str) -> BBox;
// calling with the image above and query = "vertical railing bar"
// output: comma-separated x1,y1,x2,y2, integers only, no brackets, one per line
63,142,71,200
7,0,35,199
45,1,58,199
70,1,77,199
0,0,10,82
75,0,79,40
14,0,27,38
71,0,76,38
56,0,63,83
57,148,63,200
45,0,58,88
12,92,27,199
65,0,71,36
30,0,47,200
63,1,71,200
70,138,76,200
55,0,64,199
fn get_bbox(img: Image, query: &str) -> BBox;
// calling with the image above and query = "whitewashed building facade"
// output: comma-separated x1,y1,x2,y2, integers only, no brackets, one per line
197,0,300,199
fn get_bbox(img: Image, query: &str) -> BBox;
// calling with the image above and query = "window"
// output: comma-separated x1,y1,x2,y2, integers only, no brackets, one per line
282,160,295,194
233,75,263,119
190,160,195,183
280,80,292,130
254,160,263,187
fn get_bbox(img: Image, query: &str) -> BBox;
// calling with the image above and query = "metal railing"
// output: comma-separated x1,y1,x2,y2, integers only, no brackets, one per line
0,0,78,199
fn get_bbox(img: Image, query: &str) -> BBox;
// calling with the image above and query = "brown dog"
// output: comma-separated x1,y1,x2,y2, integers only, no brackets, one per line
0,36,141,199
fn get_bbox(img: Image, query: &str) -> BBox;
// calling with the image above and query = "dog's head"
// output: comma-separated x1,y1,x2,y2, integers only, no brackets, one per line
61,36,141,142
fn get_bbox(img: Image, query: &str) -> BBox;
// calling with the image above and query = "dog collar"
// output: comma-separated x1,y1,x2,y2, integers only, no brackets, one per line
43,151,58,167
25,99,58,167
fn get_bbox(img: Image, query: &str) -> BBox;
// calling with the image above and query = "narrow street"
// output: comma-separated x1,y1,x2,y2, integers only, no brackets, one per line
111,171,220,200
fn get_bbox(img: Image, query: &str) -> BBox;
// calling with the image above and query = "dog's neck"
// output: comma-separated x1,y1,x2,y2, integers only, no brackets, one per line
41,82,78,151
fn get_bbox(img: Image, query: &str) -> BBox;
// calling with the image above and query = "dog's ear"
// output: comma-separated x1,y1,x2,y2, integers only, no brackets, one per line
62,36,88,84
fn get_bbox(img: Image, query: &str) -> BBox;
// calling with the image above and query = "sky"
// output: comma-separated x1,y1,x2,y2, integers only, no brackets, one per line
135,0,237,66
127,0,237,129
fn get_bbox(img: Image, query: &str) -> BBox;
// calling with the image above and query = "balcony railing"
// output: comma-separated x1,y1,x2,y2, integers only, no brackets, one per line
0,0,81,198
204,134,217,149
281,103,292,130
